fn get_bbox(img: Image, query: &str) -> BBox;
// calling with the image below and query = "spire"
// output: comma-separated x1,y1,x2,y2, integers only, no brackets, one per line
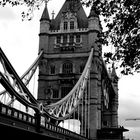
40,1,50,21
51,10,55,20
88,4,99,18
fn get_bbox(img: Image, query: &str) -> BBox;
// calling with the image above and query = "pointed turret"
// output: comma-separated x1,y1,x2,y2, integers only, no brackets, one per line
88,4,100,31
39,2,50,52
88,4,101,50
40,2,50,34
40,2,50,21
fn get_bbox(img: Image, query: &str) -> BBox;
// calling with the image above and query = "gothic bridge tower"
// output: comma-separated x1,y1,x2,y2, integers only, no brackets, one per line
37,0,126,139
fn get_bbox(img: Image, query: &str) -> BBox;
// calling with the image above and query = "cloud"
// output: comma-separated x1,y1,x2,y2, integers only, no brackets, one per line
0,7,17,20
118,74,140,140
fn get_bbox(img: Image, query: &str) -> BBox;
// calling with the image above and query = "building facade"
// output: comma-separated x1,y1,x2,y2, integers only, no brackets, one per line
37,0,128,139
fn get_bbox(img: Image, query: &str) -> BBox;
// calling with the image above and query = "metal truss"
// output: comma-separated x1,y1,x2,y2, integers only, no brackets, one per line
0,48,43,111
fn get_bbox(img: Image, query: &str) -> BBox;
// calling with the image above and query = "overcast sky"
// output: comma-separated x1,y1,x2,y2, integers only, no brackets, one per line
0,0,140,139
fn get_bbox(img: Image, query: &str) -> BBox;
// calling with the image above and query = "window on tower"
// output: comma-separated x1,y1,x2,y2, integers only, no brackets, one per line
56,35,61,44
55,34,82,49
52,89,59,99
70,21,74,30
64,21,68,30
61,86,72,98
63,34,67,44
76,34,81,43
69,34,74,43
50,65,55,74
62,62,73,74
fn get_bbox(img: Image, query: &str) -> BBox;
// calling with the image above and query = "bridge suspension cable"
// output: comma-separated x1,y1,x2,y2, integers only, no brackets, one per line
43,48,94,120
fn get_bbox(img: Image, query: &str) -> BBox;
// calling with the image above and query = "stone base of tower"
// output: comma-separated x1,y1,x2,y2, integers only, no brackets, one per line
97,127,128,140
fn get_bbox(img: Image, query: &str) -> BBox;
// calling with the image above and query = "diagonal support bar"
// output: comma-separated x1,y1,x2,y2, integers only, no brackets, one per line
0,72,38,110
0,47,38,106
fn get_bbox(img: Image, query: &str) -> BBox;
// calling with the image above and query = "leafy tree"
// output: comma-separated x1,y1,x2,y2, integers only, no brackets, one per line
1,0,140,74
83,0,140,75
0,0,48,20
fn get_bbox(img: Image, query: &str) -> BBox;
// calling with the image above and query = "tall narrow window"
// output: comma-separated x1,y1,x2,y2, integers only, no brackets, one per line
63,35,67,44
61,86,72,98
76,34,80,43
70,21,74,30
69,34,74,43
50,65,55,74
52,89,59,99
56,35,61,44
62,62,73,74
64,21,68,30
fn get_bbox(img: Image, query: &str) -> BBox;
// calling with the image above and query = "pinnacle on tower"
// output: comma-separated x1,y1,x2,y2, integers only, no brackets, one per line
40,1,50,21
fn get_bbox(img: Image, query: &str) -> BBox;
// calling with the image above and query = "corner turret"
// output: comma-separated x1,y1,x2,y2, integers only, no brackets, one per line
39,2,50,52
40,2,50,34
88,5,100,31
88,4,102,49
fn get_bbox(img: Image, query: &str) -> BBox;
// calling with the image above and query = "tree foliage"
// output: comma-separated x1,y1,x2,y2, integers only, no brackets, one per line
83,0,140,75
1,0,140,74
0,0,47,20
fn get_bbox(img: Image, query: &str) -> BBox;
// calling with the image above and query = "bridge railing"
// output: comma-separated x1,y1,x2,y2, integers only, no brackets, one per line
40,117,87,140
0,102,88,140
0,102,35,124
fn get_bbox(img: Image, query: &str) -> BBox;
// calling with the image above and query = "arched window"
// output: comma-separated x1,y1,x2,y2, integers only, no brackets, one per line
62,62,73,74
76,34,80,43
64,21,68,30
70,21,74,30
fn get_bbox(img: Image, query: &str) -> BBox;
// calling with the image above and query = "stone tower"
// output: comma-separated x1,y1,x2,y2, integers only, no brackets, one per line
37,0,127,139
